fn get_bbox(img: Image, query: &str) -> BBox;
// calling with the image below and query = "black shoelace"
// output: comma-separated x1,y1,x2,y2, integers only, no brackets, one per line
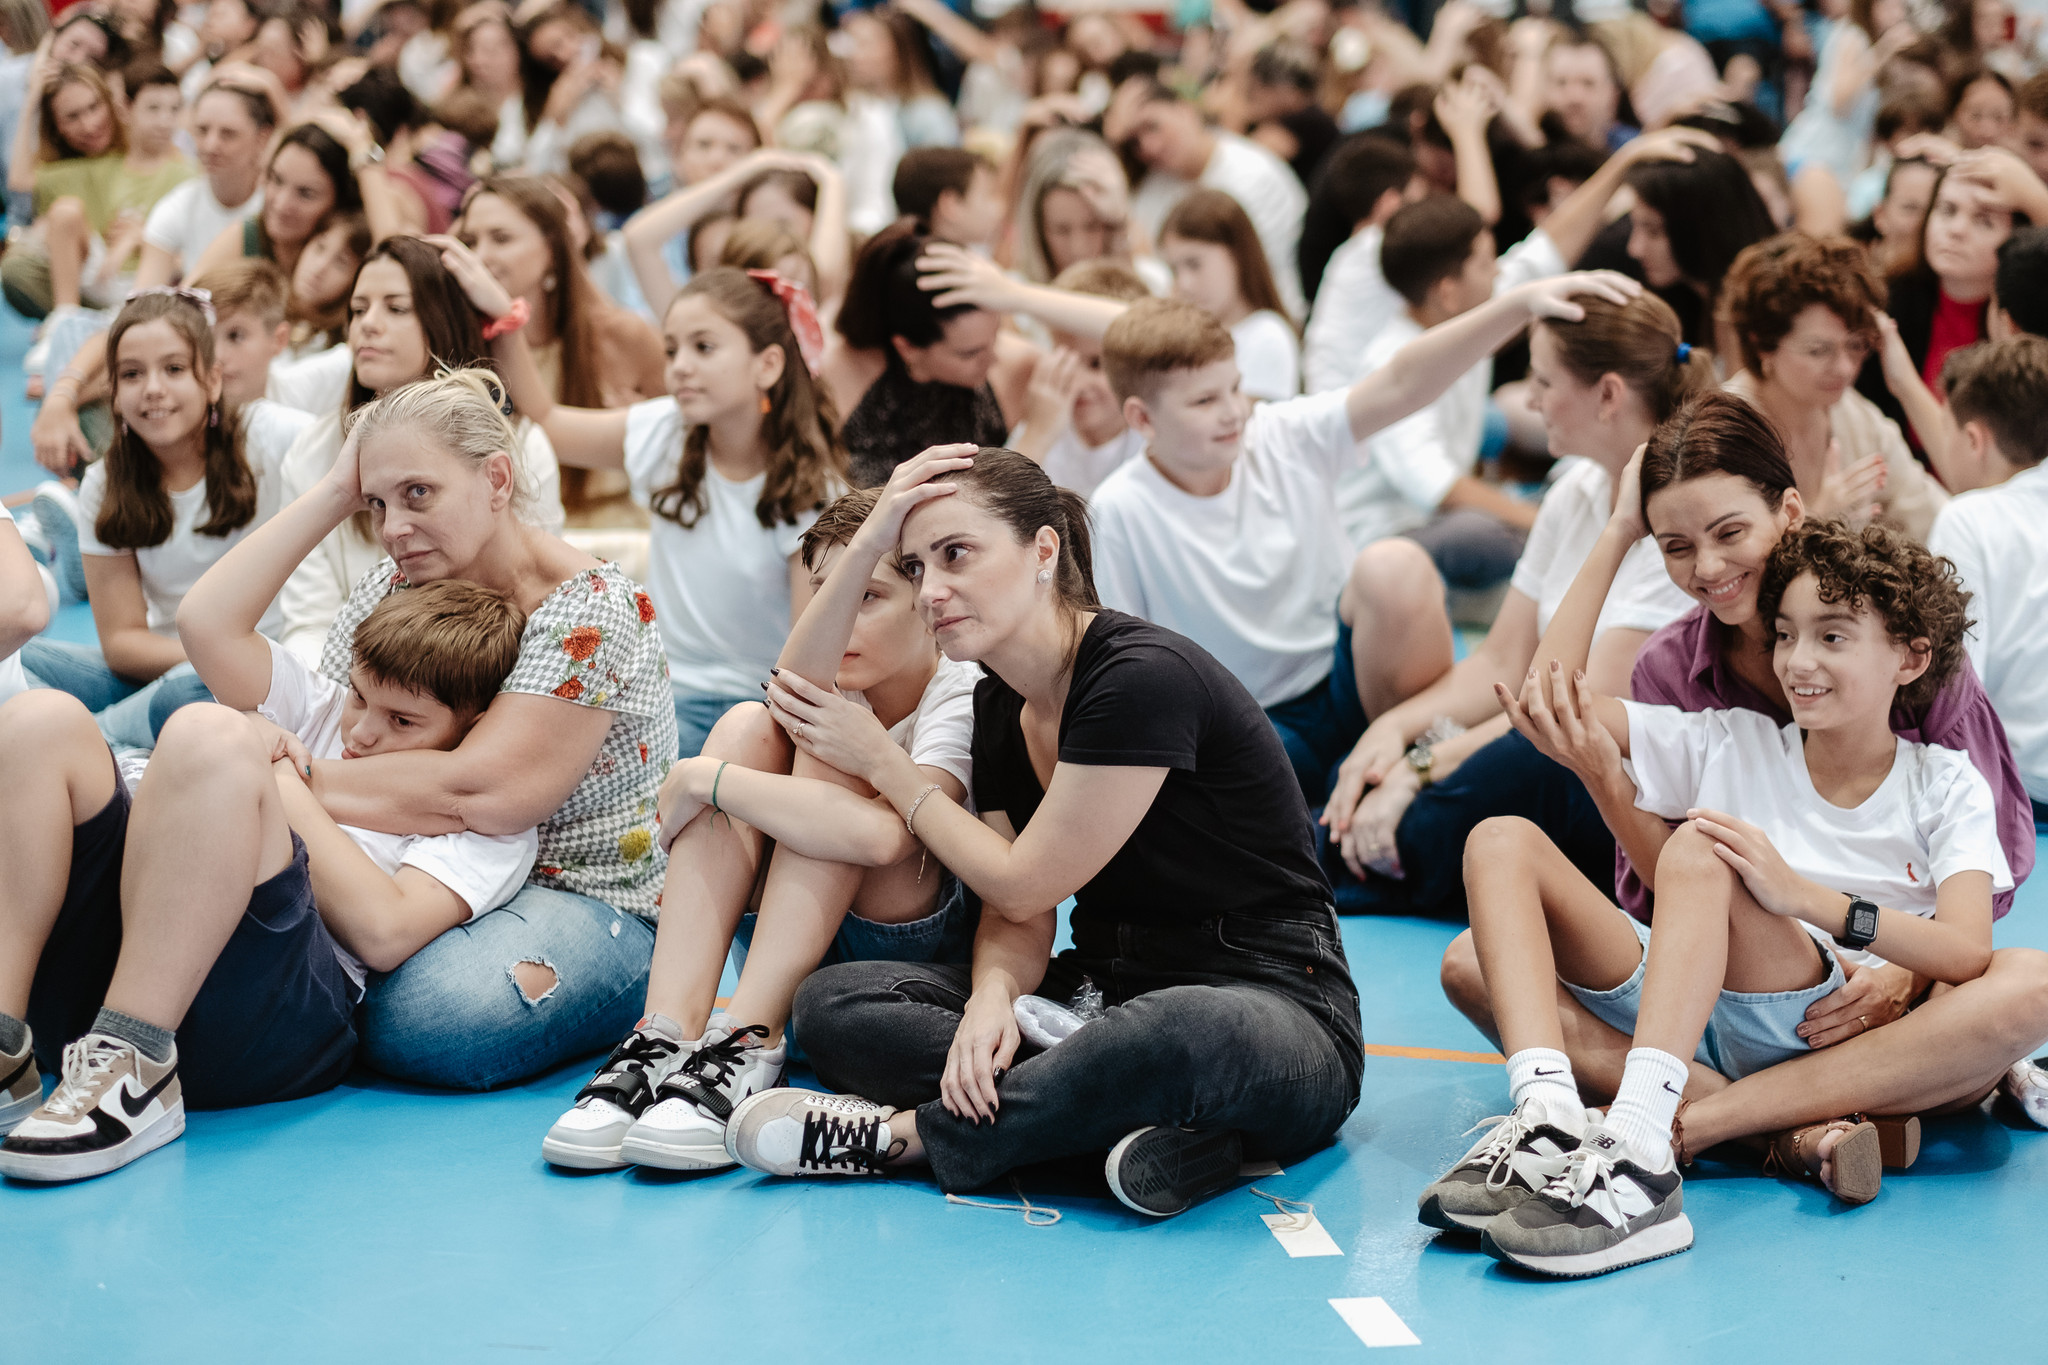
798,1110,900,1173
657,1025,770,1119
574,1029,678,1108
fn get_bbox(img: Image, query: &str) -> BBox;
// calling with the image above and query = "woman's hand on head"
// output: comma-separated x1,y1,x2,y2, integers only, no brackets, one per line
941,979,1021,1122
426,234,515,319
1023,347,1083,437
765,668,901,784
856,442,977,553
917,242,1017,311
1521,271,1642,322
1614,125,1720,170
1610,442,1649,542
321,422,366,506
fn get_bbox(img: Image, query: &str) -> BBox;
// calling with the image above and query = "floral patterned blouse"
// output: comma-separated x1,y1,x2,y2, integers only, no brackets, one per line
321,559,679,916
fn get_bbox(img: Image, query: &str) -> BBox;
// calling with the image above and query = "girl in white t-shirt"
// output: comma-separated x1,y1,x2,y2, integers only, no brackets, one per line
451,244,846,758
19,288,283,749
1160,188,1300,402
543,480,977,1172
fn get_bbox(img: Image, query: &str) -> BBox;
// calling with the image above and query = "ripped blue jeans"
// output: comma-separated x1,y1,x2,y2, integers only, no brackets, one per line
355,884,655,1090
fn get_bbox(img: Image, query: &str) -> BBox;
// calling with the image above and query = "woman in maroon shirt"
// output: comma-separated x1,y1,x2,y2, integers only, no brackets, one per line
1441,392,2048,1201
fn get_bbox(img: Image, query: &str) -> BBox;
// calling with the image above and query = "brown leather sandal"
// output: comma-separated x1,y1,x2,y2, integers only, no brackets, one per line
1766,1119,1882,1205
1856,1113,1921,1169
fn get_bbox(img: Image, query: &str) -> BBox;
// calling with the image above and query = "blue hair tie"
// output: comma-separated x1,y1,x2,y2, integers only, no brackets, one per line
1675,343,1693,363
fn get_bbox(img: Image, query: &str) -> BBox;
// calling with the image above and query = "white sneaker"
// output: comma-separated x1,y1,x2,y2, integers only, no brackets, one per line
620,1022,786,1170
1,1035,41,1134
2002,1056,2048,1128
0,1034,183,1181
541,1018,692,1170
725,1089,903,1177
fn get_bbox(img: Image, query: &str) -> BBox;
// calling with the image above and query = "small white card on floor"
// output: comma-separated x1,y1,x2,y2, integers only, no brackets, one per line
1330,1297,1420,1348
1262,1212,1342,1257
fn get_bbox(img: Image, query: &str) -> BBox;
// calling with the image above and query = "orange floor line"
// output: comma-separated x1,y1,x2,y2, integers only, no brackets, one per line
1363,1043,1505,1064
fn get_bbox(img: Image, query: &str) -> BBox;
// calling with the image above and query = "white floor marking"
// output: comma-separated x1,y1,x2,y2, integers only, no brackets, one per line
1263,1211,1343,1257
1330,1298,1421,1348
1239,1160,1284,1177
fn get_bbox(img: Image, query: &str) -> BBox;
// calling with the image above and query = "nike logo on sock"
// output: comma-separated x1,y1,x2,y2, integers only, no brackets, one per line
1661,1081,1682,1096
1534,1067,1564,1077
117,1066,177,1120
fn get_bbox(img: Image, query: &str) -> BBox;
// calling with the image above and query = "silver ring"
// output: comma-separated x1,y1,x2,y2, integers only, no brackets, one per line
797,720,810,737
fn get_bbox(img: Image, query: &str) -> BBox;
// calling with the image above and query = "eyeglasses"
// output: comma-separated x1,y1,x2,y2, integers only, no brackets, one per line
1787,337,1873,366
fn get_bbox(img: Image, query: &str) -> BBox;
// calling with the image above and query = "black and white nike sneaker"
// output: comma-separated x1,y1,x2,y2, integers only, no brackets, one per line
1418,1095,1592,1233
0,1034,183,1182
725,1090,904,1177
1,1034,41,1134
1480,1125,1693,1278
620,1023,786,1170
541,1017,693,1169
1105,1127,1244,1217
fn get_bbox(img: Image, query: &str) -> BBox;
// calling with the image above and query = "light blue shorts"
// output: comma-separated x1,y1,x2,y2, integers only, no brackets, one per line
1564,904,1846,1081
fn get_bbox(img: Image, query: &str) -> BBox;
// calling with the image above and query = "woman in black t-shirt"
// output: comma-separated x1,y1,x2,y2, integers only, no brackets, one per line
736,445,1363,1216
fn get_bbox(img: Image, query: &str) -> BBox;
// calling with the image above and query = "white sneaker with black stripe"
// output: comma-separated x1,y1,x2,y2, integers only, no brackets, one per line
1418,1095,1593,1232
0,1034,183,1182
621,1022,786,1170
541,1019,693,1169
1479,1125,1693,1277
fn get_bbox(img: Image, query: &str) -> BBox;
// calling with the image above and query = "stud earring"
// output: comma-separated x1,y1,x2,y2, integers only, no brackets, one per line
543,273,557,293
1037,568,1052,584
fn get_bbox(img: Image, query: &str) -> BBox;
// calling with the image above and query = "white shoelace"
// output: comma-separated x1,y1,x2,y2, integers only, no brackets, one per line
1539,1144,1608,1208
45,1039,122,1119
1459,1112,1538,1192
1249,1185,1315,1232
946,1178,1062,1226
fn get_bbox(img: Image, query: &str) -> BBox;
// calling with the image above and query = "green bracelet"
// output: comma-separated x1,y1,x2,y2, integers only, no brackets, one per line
710,760,730,816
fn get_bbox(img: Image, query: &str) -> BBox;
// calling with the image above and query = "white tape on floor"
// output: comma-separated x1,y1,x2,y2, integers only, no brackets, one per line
1262,1212,1343,1257
1329,1298,1421,1348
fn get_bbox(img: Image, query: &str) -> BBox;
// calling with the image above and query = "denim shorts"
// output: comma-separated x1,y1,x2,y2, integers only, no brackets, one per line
1263,616,1368,807
672,689,759,760
1564,903,1846,1081
730,870,978,981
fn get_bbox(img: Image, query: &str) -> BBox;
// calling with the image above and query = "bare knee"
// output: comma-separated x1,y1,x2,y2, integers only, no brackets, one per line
44,197,85,237
512,958,559,1004
150,703,268,778
1986,947,2048,1053
701,700,788,769
1464,815,1546,898
1441,929,1488,1015
0,688,99,758
1343,536,1443,621
1654,823,1733,891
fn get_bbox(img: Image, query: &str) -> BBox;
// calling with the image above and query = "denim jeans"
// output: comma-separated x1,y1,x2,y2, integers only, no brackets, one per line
355,884,656,1090
1264,616,1368,807
672,690,758,759
19,639,212,750
793,906,1364,1193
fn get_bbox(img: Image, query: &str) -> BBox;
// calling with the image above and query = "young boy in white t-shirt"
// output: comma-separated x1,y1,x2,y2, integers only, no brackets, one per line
1087,278,1632,804
1428,518,2005,1277
1007,260,1150,497
0,560,537,1181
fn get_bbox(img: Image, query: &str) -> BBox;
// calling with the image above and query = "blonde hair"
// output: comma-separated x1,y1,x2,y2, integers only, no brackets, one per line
347,368,537,517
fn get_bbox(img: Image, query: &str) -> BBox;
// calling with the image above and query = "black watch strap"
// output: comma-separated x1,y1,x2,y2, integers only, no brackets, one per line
1834,894,1880,949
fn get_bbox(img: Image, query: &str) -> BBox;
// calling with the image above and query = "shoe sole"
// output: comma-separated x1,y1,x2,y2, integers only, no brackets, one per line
1416,1192,1495,1233
0,1090,41,1136
1825,1123,1883,1206
1105,1127,1244,1217
619,1134,736,1171
540,1134,629,1170
0,1104,184,1182
1480,1213,1695,1278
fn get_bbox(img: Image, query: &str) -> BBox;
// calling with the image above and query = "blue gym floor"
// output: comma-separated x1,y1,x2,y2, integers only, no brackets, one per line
6,305,2046,1362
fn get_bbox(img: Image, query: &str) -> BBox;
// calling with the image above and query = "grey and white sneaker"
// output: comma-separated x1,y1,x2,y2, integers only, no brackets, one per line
1418,1096,1593,1233
2,1035,43,1134
725,1089,903,1177
1105,1127,1244,1217
541,1018,692,1170
620,1023,786,1170
0,1034,183,1182
2002,1056,2048,1128
30,482,87,603
1480,1125,1693,1278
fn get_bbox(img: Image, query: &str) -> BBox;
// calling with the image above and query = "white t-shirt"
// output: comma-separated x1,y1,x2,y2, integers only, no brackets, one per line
1232,310,1300,402
1621,702,2013,968
1089,388,1358,707
1304,225,1402,395
77,428,289,638
853,653,980,791
0,505,31,706
257,638,537,989
1929,463,2048,802
624,397,822,698
1016,423,1144,497
1133,132,1308,320
1510,458,1695,637
142,178,261,280
267,344,352,417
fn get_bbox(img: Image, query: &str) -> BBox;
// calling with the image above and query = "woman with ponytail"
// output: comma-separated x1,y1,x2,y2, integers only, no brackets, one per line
694,446,1364,1219
1321,292,1714,914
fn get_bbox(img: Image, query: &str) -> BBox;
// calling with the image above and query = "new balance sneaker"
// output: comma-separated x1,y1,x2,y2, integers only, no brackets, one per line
1418,1096,1593,1233
541,1018,693,1170
1,1037,40,1134
2002,1056,2048,1129
726,1089,903,1177
1480,1125,1693,1278
620,1023,786,1170
1105,1126,1245,1217
0,1034,183,1182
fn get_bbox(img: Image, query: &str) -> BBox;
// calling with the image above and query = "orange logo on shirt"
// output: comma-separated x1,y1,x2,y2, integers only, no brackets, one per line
1907,863,1919,883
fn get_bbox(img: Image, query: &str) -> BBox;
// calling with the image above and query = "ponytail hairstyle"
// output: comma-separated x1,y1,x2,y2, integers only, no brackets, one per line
653,267,847,531
347,367,538,519
1160,188,1291,326
836,220,967,350
97,291,258,550
1535,292,1715,425
1638,391,1798,528
947,446,1100,670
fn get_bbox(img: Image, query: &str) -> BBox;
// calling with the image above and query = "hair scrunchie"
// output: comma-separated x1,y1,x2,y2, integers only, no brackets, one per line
746,269,826,378
481,296,531,340
1675,342,1693,363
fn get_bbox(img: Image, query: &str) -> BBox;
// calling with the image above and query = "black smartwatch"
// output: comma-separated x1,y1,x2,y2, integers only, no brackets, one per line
1835,894,1880,950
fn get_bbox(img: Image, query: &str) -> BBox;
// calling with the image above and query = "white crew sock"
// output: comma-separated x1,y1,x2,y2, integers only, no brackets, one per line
1604,1048,1690,1163
1506,1047,1581,1116
640,1012,688,1043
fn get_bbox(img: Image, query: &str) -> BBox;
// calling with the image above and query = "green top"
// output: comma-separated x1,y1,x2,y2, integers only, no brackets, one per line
33,153,193,233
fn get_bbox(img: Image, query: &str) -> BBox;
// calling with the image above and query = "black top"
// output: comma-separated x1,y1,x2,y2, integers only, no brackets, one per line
970,612,1332,935
842,356,1008,488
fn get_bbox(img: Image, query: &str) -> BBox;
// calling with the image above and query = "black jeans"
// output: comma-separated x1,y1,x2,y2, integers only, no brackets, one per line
794,907,1363,1193
1326,729,1615,918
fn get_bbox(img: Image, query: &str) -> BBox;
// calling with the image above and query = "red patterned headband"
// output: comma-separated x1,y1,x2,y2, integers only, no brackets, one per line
747,270,824,379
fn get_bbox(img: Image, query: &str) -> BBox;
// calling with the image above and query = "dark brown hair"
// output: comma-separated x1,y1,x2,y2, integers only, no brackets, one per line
893,146,988,226
97,292,257,550
1381,195,1486,308
352,579,529,716
946,446,1099,614
464,176,610,410
1756,519,1971,711
1721,233,1884,374
799,487,882,571
346,235,492,415
1536,292,1714,423
295,212,373,348
653,267,847,530
1943,334,2048,468
836,221,971,350
1640,391,1798,527
1161,188,1289,323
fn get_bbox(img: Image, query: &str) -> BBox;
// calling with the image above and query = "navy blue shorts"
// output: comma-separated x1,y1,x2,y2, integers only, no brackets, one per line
25,766,359,1110
1263,616,1369,807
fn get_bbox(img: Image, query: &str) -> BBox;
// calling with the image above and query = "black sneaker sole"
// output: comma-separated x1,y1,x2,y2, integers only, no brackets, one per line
1105,1127,1244,1217
1416,1191,1494,1234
